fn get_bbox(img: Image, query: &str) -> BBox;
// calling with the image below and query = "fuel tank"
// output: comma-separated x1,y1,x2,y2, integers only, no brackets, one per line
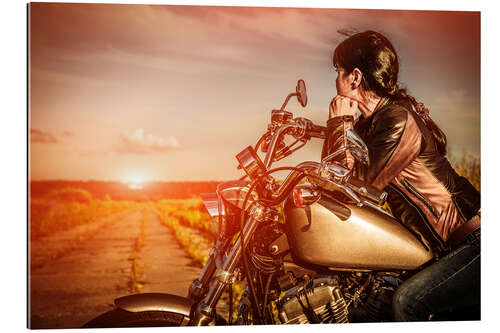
283,193,433,271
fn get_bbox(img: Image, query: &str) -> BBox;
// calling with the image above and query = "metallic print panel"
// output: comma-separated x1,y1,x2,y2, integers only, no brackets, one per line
285,199,433,270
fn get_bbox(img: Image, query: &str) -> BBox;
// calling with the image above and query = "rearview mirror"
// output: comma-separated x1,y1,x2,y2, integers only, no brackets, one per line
296,79,307,107
346,129,369,165
279,79,308,111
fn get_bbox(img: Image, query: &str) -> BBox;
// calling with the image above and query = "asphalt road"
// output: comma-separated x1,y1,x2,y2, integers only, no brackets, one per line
29,206,200,329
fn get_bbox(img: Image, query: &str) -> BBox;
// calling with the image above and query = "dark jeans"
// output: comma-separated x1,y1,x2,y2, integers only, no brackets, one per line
393,229,480,321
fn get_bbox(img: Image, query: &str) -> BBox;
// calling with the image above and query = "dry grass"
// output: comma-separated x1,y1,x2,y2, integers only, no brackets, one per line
155,198,214,238
448,151,480,191
153,200,212,266
30,187,139,239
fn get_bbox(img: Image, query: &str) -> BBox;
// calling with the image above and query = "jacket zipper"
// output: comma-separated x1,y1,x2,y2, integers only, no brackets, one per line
400,177,441,220
389,184,446,253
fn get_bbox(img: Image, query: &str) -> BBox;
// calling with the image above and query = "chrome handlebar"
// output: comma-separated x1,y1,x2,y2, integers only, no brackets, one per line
269,161,322,203
263,123,297,168
254,112,386,207
262,116,326,169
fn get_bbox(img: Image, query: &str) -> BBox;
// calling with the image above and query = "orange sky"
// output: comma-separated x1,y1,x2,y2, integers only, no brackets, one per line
28,3,480,181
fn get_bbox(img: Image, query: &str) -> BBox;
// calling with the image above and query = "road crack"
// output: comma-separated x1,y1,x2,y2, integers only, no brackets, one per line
30,210,133,272
128,208,147,293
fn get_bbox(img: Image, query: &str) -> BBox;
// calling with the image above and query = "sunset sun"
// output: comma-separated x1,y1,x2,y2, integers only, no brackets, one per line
125,175,148,190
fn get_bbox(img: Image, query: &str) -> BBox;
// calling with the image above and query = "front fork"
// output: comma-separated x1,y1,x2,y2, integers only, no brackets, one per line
188,204,272,326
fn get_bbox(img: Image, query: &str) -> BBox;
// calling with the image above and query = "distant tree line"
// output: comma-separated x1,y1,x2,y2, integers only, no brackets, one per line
29,180,221,201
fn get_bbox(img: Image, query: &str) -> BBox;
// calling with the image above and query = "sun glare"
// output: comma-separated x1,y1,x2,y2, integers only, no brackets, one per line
125,175,148,190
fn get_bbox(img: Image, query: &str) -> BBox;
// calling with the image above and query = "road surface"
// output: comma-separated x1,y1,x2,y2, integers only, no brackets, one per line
29,206,200,329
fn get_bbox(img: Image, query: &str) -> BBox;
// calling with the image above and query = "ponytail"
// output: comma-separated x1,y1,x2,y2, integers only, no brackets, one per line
392,89,447,156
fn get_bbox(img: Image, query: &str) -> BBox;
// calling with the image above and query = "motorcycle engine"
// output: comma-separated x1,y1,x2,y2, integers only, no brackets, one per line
277,277,348,324
347,273,397,322
276,273,398,324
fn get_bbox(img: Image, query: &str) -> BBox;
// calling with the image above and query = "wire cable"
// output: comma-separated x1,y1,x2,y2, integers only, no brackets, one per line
239,166,305,324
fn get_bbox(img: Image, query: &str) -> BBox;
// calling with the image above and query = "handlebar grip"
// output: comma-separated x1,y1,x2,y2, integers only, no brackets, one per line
346,176,387,206
307,124,327,139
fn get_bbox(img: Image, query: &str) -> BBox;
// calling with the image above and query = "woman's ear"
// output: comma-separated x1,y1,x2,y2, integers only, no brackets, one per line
351,68,363,89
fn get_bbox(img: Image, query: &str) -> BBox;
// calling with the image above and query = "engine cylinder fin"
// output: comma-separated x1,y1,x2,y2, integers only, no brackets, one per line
318,304,335,323
277,277,349,324
330,289,349,323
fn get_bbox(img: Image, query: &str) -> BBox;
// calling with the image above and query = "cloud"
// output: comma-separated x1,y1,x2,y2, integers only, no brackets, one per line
29,5,343,80
431,90,479,124
434,90,466,109
30,128,59,144
114,128,180,154
30,4,479,89
427,89,480,156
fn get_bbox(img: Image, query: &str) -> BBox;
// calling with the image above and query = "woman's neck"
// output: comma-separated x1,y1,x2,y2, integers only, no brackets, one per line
357,93,382,118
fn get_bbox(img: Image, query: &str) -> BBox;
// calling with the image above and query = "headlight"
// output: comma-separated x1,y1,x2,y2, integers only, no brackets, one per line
201,180,255,238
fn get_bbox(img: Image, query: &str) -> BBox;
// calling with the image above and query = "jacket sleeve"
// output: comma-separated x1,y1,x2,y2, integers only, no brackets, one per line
321,116,355,169
322,106,422,190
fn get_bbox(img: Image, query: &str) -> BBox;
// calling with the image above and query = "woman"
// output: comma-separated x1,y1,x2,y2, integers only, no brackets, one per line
322,30,480,321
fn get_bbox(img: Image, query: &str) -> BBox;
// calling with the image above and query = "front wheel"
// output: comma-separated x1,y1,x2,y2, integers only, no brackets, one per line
82,309,187,328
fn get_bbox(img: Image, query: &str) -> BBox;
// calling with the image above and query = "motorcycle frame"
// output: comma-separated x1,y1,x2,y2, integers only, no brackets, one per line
113,88,391,326
188,117,316,325
188,88,378,325
189,206,268,325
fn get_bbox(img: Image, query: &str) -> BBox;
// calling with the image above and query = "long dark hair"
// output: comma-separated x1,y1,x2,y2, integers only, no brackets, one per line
333,30,447,155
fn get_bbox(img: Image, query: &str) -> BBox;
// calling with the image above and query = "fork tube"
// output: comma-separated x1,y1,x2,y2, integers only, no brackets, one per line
188,238,229,301
189,216,260,325
207,216,259,308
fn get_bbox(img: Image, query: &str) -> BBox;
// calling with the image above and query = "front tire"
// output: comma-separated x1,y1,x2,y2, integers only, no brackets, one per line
82,308,186,328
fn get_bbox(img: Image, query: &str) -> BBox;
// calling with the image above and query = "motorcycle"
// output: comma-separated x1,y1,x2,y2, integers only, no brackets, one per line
83,80,466,327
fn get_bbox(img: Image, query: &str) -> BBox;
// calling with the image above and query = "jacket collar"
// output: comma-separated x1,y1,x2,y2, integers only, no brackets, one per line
357,96,390,122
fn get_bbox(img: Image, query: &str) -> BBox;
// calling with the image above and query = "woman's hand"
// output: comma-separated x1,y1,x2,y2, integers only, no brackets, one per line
329,95,358,119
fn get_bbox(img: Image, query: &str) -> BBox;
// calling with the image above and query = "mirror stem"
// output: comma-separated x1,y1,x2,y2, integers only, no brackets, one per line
280,92,298,111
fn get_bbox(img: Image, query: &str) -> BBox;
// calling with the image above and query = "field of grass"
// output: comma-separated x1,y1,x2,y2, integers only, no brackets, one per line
29,187,139,239
449,151,481,191
153,198,214,266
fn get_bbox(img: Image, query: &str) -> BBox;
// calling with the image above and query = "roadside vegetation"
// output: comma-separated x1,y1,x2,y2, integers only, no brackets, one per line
153,199,213,266
448,151,480,191
30,187,139,239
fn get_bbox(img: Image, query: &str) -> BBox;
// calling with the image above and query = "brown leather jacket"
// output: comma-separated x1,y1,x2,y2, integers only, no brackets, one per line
321,97,480,253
